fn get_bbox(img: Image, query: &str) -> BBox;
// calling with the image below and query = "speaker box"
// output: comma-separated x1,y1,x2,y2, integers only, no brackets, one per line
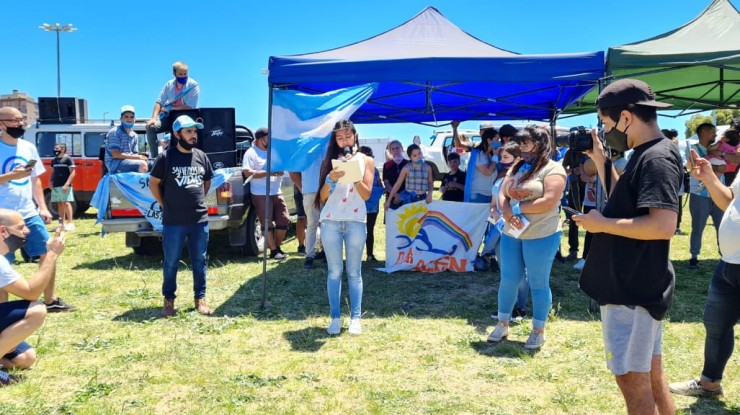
197,108,236,169
38,97,87,124
161,108,201,133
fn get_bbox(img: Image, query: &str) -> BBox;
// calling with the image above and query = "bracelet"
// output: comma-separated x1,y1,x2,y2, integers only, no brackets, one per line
512,203,522,216
325,176,337,185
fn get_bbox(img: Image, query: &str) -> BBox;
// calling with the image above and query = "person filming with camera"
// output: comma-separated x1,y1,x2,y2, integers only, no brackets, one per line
572,79,682,415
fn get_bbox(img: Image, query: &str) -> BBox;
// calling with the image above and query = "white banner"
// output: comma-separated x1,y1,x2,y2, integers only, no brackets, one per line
381,201,489,273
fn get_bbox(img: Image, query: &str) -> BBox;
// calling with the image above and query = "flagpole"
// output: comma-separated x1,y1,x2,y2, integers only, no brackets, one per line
260,85,274,311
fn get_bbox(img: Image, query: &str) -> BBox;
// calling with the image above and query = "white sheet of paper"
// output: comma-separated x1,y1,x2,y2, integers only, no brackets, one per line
332,159,363,184
507,214,531,239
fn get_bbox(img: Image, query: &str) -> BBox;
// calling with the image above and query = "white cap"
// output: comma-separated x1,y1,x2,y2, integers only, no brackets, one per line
120,105,136,115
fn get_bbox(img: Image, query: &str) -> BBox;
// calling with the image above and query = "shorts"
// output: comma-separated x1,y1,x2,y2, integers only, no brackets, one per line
601,304,662,376
112,158,145,173
0,300,31,333
294,186,305,218
399,190,426,204
4,215,49,263
3,341,31,360
251,194,290,230
51,186,75,202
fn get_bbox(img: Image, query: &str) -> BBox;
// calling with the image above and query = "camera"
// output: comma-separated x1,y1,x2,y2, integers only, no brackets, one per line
568,127,593,152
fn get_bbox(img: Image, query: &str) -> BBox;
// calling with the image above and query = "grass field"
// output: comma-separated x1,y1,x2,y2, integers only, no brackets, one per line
1,203,738,415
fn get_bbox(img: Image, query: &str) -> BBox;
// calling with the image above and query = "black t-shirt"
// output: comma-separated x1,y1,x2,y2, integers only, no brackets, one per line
150,147,215,226
50,156,74,187
383,159,408,194
441,170,466,201
579,138,682,320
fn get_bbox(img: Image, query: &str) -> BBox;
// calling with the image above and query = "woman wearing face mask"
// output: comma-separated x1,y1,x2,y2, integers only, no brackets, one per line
487,126,567,350
316,120,375,336
382,140,407,209
384,144,433,210
464,127,500,203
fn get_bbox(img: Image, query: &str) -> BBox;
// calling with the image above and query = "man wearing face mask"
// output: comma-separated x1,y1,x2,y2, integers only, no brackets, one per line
146,61,200,158
150,115,214,317
573,79,681,415
0,209,66,386
0,107,75,313
105,105,148,173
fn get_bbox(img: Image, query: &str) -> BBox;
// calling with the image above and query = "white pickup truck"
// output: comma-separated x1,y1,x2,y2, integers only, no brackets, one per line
424,128,481,180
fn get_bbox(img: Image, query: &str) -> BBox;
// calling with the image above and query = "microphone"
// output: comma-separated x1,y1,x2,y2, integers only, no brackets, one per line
342,147,351,158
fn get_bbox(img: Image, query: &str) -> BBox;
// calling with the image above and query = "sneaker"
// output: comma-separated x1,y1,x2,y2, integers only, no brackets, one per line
63,223,75,231
688,257,699,269
45,297,77,313
554,251,566,264
524,330,546,349
162,299,176,318
565,251,578,261
314,251,326,261
348,318,362,335
296,245,306,256
366,255,376,262
573,259,586,270
327,318,341,335
669,379,723,397
486,324,509,342
303,257,314,270
0,370,22,387
489,257,500,272
270,250,287,261
194,298,213,315
512,308,528,322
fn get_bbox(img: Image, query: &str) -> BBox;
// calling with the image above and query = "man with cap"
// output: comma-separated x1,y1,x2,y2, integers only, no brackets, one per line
573,79,681,415
150,115,215,317
0,107,76,313
242,128,290,261
105,105,148,174
145,61,200,158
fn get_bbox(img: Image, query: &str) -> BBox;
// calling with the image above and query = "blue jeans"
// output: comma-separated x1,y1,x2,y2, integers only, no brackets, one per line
321,220,365,319
469,193,492,204
701,261,740,383
689,194,723,258
162,222,209,300
495,238,528,310
498,232,561,329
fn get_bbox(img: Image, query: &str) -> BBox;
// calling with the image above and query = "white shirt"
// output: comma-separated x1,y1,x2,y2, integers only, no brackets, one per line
719,175,740,264
0,255,20,289
242,145,282,196
320,153,367,223
0,139,45,219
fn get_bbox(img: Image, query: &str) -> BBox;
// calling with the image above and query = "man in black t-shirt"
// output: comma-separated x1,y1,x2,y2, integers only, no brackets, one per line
439,152,465,202
50,143,76,231
150,115,215,318
573,79,681,415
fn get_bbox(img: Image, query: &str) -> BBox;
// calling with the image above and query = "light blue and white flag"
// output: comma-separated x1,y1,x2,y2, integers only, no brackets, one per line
270,83,377,172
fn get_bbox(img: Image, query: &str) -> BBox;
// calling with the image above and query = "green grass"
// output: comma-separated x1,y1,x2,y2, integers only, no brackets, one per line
1,204,738,415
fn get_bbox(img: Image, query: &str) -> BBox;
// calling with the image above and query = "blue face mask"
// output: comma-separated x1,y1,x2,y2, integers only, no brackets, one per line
492,141,502,150
176,76,188,85
413,158,424,165
496,161,513,171
121,121,134,129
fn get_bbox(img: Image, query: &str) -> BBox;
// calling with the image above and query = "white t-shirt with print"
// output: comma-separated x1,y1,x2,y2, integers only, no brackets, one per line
0,139,45,219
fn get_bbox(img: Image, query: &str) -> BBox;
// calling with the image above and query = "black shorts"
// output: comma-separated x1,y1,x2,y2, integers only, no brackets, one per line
294,186,305,218
0,300,32,360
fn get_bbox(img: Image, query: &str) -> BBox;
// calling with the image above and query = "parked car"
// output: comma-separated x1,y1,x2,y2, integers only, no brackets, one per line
424,128,481,180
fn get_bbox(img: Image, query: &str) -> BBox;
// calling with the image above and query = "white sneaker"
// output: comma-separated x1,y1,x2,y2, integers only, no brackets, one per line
573,259,585,270
64,223,75,231
327,318,341,335
486,324,509,342
524,330,546,349
348,318,362,335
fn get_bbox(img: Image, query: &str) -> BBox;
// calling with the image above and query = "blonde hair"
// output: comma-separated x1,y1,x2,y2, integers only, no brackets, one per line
172,61,189,74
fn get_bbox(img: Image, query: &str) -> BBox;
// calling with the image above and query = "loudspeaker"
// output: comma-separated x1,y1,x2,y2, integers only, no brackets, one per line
197,108,236,169
162,108,200,133
38,97,87,124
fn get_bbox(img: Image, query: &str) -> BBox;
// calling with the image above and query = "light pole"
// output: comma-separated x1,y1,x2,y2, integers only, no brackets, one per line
38,23,77,97
103,112,109,122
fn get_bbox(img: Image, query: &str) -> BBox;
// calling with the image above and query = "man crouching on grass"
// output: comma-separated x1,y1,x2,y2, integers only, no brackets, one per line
0,209,65,386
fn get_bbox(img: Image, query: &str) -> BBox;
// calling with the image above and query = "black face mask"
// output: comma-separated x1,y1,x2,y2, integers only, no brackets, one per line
178,138,195,151
54,150,62,156
604,119,630,152
4,231,26,253
3,126,25,139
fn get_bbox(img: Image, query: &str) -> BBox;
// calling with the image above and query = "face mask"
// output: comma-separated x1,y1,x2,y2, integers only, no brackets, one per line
176,76,188,85
393,156,404,164
604,119,630,152
520,152,538,163
4,231,26,253
492,141,501,150
54,150,62,156
3,125,25,139
496,161,513,171
413,158,424,165
121,121,134,129
178,138,195,150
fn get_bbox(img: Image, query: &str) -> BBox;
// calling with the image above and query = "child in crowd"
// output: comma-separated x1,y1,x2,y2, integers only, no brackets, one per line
359,146,385,262
50,143,76,231
440,152,466,202
384,144,433,210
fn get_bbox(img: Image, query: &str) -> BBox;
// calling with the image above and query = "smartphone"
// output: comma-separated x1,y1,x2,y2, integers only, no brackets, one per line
562,206,581,216
24,159,37,169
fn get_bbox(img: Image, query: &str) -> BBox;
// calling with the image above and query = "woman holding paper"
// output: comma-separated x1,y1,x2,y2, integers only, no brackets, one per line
316,120,375,336
487,126,566,350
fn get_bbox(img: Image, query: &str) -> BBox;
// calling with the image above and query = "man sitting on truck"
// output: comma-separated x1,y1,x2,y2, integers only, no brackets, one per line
104,105,148,174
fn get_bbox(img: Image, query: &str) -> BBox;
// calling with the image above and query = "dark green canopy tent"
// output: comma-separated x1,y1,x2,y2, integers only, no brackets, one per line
566,0,740,116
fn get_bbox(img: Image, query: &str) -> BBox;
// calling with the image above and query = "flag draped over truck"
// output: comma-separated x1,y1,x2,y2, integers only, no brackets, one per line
269,83,377,172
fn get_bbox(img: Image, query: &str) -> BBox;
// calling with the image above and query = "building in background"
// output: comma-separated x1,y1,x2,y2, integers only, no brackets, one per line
0,90,38,125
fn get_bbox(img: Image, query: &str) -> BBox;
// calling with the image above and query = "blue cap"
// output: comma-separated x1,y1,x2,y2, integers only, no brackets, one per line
172,115,203,132
162,133,171,142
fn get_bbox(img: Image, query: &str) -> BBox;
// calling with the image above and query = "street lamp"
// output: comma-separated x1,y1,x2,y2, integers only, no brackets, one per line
38,23,77,97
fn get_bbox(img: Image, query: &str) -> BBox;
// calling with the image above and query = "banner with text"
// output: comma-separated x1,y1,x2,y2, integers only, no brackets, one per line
381,201,489,273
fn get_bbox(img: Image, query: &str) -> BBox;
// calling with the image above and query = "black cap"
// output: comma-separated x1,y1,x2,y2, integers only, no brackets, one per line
254,127,269,139
499,124,518,138
597,79,672,109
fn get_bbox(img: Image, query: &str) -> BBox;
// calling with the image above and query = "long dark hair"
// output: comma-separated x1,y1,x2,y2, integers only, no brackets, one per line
510,126,551,183
476,128,498,155
315,119,358,209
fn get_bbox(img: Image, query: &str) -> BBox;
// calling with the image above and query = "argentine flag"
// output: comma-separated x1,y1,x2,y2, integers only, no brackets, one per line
270,83,377,172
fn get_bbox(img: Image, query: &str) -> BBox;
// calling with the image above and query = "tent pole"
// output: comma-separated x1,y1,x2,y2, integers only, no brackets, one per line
260,85,274,311
719,67,724,105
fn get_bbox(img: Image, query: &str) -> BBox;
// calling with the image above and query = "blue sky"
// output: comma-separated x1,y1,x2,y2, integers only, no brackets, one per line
1,0,730,144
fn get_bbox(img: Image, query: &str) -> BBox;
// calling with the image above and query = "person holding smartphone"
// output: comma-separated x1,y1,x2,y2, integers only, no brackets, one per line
50,143,76,231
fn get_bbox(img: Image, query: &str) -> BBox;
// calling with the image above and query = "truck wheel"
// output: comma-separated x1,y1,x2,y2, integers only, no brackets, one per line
243,207,265,256
44,190,77,219
133,237,163,256
75,202,90,216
